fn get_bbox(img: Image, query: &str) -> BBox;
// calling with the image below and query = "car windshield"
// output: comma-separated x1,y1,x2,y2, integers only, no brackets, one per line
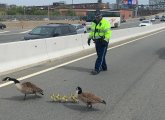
30,26,55,35
142,20,150,23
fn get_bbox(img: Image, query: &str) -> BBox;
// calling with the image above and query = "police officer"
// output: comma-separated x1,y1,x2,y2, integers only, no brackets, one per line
88,10,112,75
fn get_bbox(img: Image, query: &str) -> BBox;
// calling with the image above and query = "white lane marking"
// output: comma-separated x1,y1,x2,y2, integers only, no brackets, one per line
0,31,9,34
0,81,13,88
20,30,31,34
0,29,165,88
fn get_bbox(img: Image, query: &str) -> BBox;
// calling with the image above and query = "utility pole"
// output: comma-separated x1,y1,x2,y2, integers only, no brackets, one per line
135,1,138,18
116,0,119,9
97,0,102,11
48,5,50,20
23,7,26,20
72,0,74,16
72,0,73,9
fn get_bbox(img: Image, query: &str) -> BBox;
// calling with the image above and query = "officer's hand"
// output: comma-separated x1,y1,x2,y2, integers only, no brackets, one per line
87,38,91,46
93,39,96,43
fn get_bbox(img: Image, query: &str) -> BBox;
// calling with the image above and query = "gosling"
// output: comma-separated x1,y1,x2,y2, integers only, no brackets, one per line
76,86,106,108
2,77,44,100
70,93,79,103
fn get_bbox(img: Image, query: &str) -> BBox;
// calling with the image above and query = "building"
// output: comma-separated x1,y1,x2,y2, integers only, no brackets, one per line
53,1,66,6
116,0,138,10
55,3,109,9
120,9,133,19
149,0,165,5
149,0,165,9
56,3,110,16
0,3,6,8
109,3,118,10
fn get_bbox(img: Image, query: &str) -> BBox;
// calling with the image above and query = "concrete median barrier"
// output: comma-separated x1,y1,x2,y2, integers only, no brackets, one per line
45,34,84,60
0,23,165,75
0,40,48,74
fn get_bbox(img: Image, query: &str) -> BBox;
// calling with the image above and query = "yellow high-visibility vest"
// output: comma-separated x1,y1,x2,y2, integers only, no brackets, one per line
89,18,112,42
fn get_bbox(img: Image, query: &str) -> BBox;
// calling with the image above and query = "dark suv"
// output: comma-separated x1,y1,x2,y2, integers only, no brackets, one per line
139,17,146,21
24,24,77,40
0,23,6,29
160,16,165,21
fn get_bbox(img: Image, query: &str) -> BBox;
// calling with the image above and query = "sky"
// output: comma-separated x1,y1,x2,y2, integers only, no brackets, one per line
0,0,149,6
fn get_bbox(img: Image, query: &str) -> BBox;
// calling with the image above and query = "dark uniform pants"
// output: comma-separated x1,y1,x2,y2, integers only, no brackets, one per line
95,40,108,72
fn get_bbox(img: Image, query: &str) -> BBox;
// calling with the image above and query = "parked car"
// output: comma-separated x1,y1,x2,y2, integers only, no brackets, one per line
150,17,156,22
160,16,165,21
0,23,6,29
24,24,77,40
155,15,159,19
72,24,87,34
121,19,126,23
139,17,146,21
139,20,152,27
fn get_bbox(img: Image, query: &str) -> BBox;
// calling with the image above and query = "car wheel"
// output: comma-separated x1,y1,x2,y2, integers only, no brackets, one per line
114,23,118,28
1,26,4,29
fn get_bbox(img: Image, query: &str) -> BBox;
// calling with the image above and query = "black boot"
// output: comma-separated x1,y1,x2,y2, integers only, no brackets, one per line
91,70,100,75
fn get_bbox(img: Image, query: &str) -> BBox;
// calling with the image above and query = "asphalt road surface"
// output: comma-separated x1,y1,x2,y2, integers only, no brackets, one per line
0,28,165,120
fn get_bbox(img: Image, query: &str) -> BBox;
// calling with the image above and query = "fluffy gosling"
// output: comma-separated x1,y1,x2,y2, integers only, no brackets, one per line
50,93,61,102
70,93,79,103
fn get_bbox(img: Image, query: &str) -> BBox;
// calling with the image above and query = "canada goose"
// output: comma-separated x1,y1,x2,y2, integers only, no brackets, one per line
76,86,106,108
2,77,44,100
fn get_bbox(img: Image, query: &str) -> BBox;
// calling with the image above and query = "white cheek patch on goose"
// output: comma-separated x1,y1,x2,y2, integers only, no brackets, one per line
15,83,22,90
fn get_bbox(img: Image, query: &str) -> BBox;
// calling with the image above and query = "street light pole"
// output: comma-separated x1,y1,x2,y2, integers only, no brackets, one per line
23,7,26,20
135,3,138,18
72,0,74,16
70,0,75,18
23,7,25,17
72,0,73,9
135,5,138,18
97,0,102,11
48,5,50,20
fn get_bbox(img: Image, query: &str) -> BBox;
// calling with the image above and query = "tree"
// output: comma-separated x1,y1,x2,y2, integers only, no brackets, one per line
6,6,24,15
25,7,47,15
51,9,60,16
67,9,75,16
34,10,47,15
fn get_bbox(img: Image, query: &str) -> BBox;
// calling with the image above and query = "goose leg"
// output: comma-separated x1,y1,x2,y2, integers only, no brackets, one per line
24,94,27,100
87,102,92,108
88,104,92,108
